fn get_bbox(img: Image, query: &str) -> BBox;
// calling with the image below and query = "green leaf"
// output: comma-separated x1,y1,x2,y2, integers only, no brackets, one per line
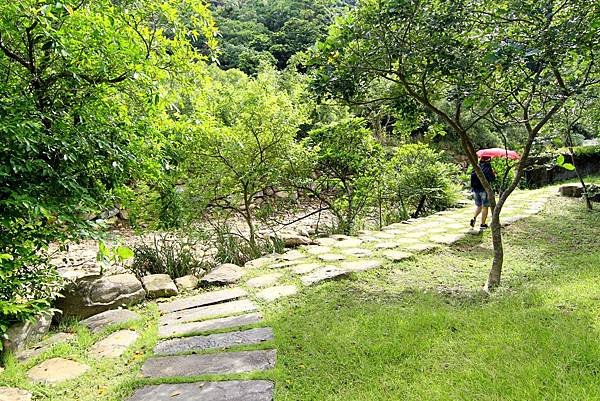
561,163,576,171
556,154,565,165
116,246,134,260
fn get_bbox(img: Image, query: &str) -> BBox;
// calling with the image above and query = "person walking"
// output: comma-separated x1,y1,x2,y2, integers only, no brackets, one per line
470,156,495,229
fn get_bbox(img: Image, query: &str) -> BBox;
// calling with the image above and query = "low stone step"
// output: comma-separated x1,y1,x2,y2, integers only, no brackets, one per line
140,350,276,378
158,288,247,314
159,299,257,326
158,312,263,338
154,327,274,355
127,381,274,401
301,266,349,286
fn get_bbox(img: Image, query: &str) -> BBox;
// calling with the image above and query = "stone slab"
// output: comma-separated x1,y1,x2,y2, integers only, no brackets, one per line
256,285,298,302
90,330,139,358
154,328,274,355
15,333,76,361
281,250,306,261
27,358,90,384
340,248,373,257
374,242,399,249
340,260,382,272
301,266,349,286
317,253,346,262
334,238,364,248
246,273,283,288
158,288,247,314
126,381,274,401
405,242,438,252
429,233,465,245
290,263,322,275
0,387,32,401
141,350,276,378
304,245,332,255
201,264,244,285
142,274,179,299
82,309,141,333
160,299,257,326
383,250,414,262
158,313,262,338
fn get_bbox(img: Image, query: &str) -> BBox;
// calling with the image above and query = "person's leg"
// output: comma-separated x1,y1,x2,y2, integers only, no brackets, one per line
471,192,483,227
473,205,482,219
480,192,490,227
481,206,488,225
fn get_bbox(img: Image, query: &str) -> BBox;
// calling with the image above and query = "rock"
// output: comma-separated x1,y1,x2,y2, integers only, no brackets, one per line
141,350,276,378
301,266,349,286
3,313,52,353
269,260,301,269
304,245,332,255
244,257,274,269
374,242,399,249
315,238,338,247
159,299,258,326
27,358,90,384
141,274,179,299
291,263,322,275
117,209,130,220
340,248,373,257
246,273,283,288
256,285,298,302
429,234,465,245
159,313,263,339
559,184,583,197
56,273,145,319
405,242,438,252
158,288,247,314
280,233,313,247
274,191,289,199
0,387,32,401
317,253,345,262
98,208,119,220
334,238,364,248
154,328,274,355
15,333,76,362
281,250,306,261
174,275,199,291
90,330,139,359
340,260,381,272
201,264,243,285
383,251,414,262
81,309,141,333
127,381,274,401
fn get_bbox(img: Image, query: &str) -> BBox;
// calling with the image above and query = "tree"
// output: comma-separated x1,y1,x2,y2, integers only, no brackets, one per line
309,0,599,290
185,66,308,250
0,0,216,328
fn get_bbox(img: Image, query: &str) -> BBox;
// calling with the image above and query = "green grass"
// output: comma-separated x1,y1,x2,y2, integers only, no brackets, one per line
265,194,600,400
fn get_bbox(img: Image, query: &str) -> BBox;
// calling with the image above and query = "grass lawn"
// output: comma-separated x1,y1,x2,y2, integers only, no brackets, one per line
266,193,600,400
1,187,599,400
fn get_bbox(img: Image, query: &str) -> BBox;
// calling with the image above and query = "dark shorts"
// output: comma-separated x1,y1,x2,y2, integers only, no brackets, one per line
473,190,489,207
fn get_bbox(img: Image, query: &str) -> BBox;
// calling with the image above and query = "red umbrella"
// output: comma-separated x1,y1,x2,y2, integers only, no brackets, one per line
476,148,520,160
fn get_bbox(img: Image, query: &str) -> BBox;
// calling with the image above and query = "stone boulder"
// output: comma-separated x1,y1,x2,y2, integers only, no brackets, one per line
2,313,52,353
279,233,313,248
174,275,200,291
559,184,583,198
141,274,178,299
201,264,243,285
56,273,145,319
0,387,32,401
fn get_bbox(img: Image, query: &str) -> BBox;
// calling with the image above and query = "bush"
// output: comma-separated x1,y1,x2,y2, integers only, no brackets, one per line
390,143,460,218
129,235,208,279
214,225,285,266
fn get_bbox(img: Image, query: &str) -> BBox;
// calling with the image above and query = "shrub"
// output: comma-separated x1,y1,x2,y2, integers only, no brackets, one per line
129,235,208,279
213,225,285,266
390,143,460,218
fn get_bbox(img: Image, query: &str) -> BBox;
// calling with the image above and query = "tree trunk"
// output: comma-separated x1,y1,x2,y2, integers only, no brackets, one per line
485,206,504,291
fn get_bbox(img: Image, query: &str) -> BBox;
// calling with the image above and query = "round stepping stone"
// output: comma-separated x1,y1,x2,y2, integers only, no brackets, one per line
330,234,352,240
358,235,379,242
140,350,276,378
246,273,283,288
373,232,396,239
380,229,404,235
256,285,298,302
317,253,345,262
315,238,338,247
340,260,381,272
304,245,332,255
429,233,465,245
0,387,32,401
154,328,274,355
126,381,274,401
202,264,244,285
340,248,373,257
244,257,275,269
290,263,322,274
16,332,76,361
334,238,363,248
445,223,466,230
405,242,437,252
301,266,349,286
90,330,139,359
82,309,141,333
281,250,306,261
27,358,90,384
424,227,449,234
270,260,301,269
374,242,399,249
383,251,414,262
